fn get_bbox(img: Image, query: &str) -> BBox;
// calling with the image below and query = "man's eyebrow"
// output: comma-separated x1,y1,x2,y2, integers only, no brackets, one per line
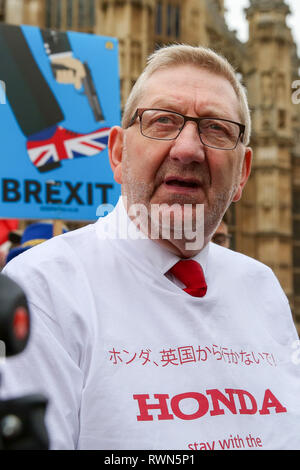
195,105,237,120
145,100,235,120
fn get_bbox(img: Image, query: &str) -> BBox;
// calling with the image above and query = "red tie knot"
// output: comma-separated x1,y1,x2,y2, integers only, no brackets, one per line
170,259,207,298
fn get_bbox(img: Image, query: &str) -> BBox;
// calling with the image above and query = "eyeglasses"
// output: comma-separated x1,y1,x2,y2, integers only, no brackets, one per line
212,233,232,246
127,108,245,150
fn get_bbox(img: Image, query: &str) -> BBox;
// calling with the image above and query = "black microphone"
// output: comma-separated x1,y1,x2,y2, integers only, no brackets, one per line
0,273,30,357
0,273,49,450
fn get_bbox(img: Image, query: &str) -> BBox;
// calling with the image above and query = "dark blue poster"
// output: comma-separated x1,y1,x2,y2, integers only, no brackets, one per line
0,24,121,220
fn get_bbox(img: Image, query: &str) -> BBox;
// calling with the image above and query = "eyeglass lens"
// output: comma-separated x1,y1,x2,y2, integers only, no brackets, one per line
140,109,240,149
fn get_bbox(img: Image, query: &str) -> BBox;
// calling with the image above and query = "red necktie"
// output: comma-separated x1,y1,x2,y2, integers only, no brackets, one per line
170,260,207,297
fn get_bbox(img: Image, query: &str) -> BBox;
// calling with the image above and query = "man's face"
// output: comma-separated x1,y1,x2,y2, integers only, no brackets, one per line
109,65,252,242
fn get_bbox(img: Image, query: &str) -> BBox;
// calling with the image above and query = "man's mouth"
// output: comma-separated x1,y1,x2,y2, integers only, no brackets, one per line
164,176,202,189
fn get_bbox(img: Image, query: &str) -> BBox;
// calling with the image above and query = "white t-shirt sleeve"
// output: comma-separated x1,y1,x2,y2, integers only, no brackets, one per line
0,250,84,449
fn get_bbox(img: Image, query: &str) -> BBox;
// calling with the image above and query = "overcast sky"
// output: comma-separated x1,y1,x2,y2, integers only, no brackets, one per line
224,0,300,54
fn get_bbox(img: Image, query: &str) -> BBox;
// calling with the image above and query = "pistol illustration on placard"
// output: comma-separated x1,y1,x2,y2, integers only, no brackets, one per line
42,29,105,122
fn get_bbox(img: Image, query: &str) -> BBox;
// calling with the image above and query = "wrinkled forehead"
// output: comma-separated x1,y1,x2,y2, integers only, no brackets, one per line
137,65,242,120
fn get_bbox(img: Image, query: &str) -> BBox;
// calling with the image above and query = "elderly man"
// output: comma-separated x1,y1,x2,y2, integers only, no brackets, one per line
1,44,300,450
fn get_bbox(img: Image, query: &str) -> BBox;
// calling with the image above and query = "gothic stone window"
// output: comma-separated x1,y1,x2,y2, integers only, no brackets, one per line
155,1,181,42
45,0,95,32
278,109,286,129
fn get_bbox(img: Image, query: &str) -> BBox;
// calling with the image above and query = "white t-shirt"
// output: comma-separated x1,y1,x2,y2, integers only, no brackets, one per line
1,198,300,450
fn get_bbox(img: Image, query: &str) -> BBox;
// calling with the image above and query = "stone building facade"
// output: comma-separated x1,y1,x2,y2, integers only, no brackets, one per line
1,0,300,330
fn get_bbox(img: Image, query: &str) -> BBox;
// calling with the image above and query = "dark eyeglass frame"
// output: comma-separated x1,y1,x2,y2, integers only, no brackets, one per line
127,108,246,150
212,233,232,244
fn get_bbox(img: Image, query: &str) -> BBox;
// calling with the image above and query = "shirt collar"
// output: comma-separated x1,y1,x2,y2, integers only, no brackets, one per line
95,196,210,276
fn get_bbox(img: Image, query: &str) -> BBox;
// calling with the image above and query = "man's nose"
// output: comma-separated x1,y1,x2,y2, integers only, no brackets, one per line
168,121,206,164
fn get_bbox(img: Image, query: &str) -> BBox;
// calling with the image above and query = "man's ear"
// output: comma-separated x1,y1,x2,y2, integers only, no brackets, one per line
108,126,124,184
232,147,252,202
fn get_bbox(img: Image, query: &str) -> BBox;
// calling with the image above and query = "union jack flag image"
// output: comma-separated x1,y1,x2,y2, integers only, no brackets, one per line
26,125,111,172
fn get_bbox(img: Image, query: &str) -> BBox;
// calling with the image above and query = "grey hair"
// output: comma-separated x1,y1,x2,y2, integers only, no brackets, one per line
122,44,251,145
